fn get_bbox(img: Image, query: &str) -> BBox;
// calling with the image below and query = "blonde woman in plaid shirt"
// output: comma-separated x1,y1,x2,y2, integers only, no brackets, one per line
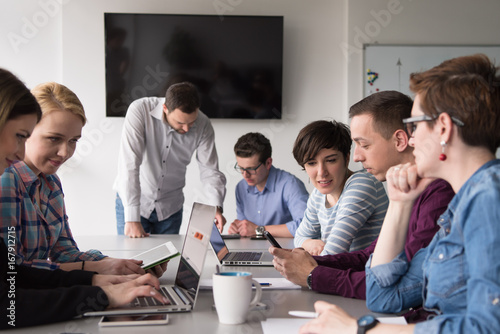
0,82,161,275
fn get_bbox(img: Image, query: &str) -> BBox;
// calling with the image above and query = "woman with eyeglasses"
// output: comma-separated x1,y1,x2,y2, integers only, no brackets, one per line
292,120,388,256
299,54,500,334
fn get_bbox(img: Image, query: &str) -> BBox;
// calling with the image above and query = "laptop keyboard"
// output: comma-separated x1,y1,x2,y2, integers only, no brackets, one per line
226,251,261,261
133,287,173,307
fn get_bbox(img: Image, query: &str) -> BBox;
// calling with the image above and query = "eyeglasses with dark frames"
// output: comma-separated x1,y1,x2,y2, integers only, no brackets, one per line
234,162,263,175
403,114,464,137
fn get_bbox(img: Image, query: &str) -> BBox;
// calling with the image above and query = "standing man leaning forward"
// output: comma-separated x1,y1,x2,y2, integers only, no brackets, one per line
114,82,226,238
270,91,454,298
228,132,308,237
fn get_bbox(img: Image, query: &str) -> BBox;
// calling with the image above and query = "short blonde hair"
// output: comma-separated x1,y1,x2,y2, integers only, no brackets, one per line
31,82,87,125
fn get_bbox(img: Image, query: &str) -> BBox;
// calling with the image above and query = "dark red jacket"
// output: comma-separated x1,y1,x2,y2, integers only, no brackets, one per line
309,179,455,299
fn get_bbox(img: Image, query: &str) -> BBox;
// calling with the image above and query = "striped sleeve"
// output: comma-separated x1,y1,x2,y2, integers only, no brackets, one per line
322,173,388,255
294,190,323,248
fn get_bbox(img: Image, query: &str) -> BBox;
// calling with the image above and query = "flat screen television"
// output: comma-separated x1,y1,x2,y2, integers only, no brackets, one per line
104,13,283,119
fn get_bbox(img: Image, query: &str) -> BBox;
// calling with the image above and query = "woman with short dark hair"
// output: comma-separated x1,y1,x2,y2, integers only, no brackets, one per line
292,120,388,256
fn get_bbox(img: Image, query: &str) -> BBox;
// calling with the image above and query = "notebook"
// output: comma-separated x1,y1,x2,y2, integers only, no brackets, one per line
209,222,274,266
84,202,215,316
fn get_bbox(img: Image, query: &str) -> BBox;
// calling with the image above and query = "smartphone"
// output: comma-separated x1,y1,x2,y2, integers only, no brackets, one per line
98,314,169,327
263,231,282,248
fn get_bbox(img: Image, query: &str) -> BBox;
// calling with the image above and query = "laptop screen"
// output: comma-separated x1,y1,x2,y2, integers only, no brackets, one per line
174,203,215,302
209,222,230,262
175,256,199,299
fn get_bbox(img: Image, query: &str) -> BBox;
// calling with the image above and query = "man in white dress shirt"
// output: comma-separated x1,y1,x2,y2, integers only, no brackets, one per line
114,82,227,238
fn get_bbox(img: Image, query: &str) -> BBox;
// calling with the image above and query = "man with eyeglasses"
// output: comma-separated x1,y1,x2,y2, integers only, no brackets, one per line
228,132,309,237
270,92,455,323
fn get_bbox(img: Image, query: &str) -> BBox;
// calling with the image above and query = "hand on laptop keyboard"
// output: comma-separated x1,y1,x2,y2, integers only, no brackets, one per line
99,273,168,308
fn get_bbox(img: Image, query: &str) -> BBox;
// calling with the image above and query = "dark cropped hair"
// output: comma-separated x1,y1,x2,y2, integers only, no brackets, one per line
349,90,413,139
410,54,500,154
0,68,41,129
234,132,272,163
293,120,352,168
164,81,200,114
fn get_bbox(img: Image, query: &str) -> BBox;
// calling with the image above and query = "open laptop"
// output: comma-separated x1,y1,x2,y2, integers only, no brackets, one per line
209,222,274,266
84,202,215,316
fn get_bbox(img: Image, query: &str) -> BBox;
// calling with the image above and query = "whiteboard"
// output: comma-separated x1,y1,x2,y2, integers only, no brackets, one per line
363,44,500,97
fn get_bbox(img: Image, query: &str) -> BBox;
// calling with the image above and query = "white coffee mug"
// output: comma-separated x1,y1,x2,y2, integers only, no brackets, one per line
212,271,262,325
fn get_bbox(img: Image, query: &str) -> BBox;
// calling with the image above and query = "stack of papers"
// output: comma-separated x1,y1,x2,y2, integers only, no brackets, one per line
261,316,407,333
199,277,301,290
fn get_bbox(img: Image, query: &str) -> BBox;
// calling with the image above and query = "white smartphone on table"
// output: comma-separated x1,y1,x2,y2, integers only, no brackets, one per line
98,314,169,327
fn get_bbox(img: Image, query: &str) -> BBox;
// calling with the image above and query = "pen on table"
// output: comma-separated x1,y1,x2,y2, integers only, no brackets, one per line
259,283,272,286
288,311,319,318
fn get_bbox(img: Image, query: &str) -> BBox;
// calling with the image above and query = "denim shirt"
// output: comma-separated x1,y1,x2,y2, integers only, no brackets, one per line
365,159,500,334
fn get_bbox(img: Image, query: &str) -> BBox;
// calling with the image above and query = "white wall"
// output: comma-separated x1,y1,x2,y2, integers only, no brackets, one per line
59,0,346,235
346,0,500,106
0,1,63,85
346,0,500,165
1,0,499,237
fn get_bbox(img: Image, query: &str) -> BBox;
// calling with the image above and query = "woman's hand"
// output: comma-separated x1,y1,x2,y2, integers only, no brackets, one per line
146,261,168,278
299,301,357,334
92,274,141,286
302,239,325,256
86,257,146,275
101,273,168,309
386,163,434,203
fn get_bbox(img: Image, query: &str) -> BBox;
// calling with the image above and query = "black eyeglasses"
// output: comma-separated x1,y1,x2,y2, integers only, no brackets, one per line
234,162,263,175
403,114,464,137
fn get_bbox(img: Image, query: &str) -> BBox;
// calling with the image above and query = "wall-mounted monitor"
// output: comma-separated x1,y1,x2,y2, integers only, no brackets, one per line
104,13,284,119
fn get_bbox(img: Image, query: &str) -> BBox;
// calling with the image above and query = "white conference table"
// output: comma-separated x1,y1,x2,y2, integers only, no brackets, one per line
5,235,375,334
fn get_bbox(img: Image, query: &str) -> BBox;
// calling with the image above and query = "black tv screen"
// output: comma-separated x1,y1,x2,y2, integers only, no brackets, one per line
104,13,283,119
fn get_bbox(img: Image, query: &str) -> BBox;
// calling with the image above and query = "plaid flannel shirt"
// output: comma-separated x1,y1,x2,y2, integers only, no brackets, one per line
0,161,105,270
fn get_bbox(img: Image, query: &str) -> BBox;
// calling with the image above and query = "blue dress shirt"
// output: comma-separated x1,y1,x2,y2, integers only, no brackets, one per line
235,166,309,235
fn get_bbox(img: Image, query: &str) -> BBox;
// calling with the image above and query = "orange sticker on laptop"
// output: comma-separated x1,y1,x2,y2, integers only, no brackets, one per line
194,232,204,240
